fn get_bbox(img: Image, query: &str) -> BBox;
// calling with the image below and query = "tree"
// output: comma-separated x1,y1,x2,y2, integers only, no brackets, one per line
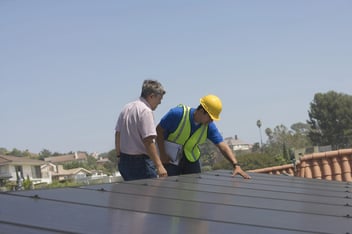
106,149,118,166
38,149,52,160
22,150,32,158
263,123,311,164
237,153,284,171
251,142,260,152
86,155,98,169
8,148,23,157
0,147,8,155
256,120,263,148
99,149,118,175
291,122,310,134
199,140,221,167
307,91,352,149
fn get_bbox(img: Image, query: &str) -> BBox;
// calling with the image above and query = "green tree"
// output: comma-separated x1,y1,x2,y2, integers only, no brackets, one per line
106,149,118,166
86,155,98,170
8,148,23,157
101,149,118,175
264,123,311,164
199,140,221,167
0,147,8,155
212,152,285,171
251,142,260,152
291,122,310,134
237,153,284,171
307,91,352,149
22,150,32,158
64,161,82,169
23,175,33,190
38,149,53,160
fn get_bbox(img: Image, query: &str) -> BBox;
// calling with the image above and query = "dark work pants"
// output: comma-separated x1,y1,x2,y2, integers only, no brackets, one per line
118,153,157,181
164,156,201,176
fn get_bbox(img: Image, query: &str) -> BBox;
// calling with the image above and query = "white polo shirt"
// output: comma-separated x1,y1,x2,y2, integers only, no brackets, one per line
115,97,156,155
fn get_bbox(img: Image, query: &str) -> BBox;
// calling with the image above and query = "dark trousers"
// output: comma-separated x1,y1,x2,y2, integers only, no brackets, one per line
118,153,157,181
164,156,201,176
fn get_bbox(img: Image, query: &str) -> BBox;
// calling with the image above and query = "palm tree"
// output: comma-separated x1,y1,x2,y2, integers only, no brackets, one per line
256,120,263,149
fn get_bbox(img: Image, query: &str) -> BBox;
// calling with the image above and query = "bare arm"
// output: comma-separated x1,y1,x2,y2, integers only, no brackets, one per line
115,131,120,157
156,124,170,164
143,136,168,177
217,141,251,179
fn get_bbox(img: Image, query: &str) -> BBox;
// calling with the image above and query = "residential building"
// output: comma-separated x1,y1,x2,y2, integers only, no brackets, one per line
51,165,92,182
0,155,47,186
225,135,253,151
44,152,87,164
96,156,111,165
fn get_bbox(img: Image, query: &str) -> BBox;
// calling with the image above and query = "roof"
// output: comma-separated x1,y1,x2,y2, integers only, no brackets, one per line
53,167,92,177
0,170,351,233
96,157,111,163
224,137,251,146
249,148,352,182
0,155,44,166
44,152,87,164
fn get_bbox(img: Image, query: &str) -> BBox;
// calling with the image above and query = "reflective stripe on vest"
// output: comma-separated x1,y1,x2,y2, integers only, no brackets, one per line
167,104,208,162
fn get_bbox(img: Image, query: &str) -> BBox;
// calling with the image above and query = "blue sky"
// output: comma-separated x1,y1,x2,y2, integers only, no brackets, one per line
1,1,351,154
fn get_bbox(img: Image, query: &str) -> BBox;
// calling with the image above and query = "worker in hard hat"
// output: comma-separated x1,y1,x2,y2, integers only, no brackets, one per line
156,94,251,179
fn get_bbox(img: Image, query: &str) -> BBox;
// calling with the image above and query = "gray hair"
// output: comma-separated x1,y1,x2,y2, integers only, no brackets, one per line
140,79,166,98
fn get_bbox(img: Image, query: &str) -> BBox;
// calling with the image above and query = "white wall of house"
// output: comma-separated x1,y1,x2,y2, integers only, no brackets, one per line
232,144,251,151
0,164,51,185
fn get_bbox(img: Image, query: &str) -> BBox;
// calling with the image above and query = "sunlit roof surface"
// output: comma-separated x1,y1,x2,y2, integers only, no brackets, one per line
1,170,351,234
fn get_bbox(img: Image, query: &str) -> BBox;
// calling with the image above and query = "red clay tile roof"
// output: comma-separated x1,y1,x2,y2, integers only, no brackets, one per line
248,148,352,182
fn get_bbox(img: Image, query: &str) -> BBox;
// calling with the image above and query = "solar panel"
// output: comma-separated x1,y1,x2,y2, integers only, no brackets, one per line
0,170,350,234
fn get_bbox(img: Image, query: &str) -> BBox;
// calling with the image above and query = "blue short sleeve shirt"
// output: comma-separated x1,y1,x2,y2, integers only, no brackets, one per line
159,105,224,145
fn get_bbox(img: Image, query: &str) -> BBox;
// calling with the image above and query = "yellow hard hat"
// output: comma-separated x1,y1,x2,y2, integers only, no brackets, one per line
200,94,222,120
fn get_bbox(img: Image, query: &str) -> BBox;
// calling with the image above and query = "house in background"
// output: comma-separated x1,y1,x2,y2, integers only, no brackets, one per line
44,152,88,164
0,155,47,186
96,156,111,165
40,162,58,184
42,152,92,183
51,165,92,182
0,152,92,188
225,135,253,151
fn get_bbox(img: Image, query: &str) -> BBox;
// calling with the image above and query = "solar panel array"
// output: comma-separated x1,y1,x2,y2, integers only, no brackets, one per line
1,170,351,234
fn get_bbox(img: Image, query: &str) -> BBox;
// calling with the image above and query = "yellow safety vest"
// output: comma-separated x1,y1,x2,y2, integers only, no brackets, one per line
167,105,208,162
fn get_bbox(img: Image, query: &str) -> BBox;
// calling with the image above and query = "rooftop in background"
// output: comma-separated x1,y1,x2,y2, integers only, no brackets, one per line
224,135,253,151
44,152,88,164
1,170,351,234
0,155,44,166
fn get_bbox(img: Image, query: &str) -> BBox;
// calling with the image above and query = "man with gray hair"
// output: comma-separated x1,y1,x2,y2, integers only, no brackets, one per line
115,79,168,181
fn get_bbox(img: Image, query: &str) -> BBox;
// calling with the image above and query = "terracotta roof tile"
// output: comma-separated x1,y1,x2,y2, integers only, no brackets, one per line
248,148,352,182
